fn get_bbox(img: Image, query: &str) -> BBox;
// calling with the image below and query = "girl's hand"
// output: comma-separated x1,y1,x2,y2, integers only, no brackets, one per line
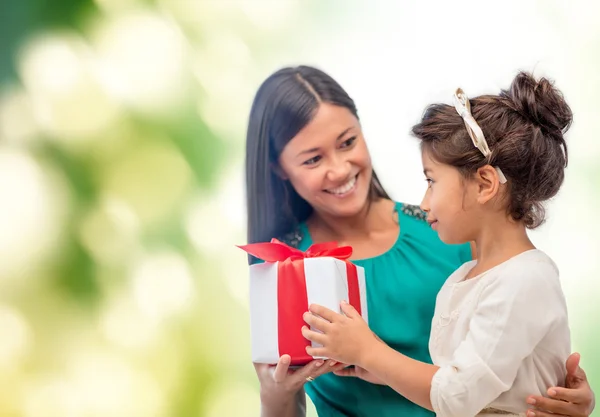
301,301,380,366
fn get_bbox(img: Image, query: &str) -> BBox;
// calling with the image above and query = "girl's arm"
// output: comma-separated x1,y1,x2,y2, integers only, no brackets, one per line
303,261,566,417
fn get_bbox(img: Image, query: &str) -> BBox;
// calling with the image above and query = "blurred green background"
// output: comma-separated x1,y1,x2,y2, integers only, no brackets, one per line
0,1,597,416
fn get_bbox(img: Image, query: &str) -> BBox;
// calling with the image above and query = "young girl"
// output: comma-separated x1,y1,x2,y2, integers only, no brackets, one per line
301,71,574,416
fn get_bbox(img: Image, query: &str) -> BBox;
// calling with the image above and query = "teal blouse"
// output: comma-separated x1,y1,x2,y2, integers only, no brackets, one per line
283,202,472,417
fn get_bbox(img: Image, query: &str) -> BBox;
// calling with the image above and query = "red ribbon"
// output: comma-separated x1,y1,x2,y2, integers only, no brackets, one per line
239,239,362,365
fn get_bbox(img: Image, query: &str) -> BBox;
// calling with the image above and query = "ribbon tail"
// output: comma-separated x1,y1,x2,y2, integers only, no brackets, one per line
238,241,303,262
345,261,362,317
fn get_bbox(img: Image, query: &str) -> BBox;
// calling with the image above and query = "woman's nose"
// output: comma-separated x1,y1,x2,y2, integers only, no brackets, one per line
326,158,352,183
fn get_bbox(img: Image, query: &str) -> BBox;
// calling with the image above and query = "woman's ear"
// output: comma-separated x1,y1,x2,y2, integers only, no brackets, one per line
475,165,501,204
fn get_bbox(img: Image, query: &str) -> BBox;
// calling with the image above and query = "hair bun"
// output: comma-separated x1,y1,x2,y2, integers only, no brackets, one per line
502,71,573,137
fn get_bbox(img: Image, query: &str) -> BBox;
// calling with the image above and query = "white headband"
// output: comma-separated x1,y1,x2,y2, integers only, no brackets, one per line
453,88,507,184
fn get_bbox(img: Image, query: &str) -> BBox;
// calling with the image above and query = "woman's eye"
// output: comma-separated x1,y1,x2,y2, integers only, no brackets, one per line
340,136,357,148
303,155,321,165
425,178,434,188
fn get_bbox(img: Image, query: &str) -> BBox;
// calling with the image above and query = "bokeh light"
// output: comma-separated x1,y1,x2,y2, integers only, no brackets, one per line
0,1,598,416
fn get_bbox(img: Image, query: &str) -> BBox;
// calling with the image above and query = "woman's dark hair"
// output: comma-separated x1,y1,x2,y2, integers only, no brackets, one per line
246,66,390,252
412,71,572,229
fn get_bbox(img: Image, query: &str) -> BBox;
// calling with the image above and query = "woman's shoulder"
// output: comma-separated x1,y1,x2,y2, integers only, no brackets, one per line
397,202,428,223
278,226,305,249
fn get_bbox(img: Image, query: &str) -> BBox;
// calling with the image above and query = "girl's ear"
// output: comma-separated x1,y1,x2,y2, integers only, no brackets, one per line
475,165,501,204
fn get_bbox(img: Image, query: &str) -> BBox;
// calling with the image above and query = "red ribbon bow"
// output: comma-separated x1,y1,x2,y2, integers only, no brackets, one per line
239,239,362,365
237,238,353,262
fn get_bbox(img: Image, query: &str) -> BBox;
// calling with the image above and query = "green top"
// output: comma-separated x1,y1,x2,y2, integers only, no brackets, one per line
283,202,472,417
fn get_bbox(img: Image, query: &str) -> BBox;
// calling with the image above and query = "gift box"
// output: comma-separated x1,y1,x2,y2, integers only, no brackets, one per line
238,239,368,366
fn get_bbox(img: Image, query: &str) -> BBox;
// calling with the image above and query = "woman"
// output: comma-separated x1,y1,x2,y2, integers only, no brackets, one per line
245,65,595,417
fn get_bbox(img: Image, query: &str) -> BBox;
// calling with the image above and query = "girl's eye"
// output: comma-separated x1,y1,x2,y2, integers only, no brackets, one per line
303,155,322,165
340,136,357,148
425,178,434,188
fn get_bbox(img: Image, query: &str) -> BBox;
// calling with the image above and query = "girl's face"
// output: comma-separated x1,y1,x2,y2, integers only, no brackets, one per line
278,103,373,219
419,148,481,244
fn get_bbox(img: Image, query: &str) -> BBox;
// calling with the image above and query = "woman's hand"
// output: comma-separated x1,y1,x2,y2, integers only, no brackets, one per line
525,353,595,417
334,365,386,385
254,354,346,417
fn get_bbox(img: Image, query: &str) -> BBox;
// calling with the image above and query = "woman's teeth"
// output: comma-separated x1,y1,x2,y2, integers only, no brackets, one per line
327,175,357,195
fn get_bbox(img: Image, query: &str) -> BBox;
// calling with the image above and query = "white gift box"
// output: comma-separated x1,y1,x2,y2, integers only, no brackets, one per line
249,256,367,365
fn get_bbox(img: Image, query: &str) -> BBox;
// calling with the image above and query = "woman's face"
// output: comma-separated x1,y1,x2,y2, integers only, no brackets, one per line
278,103,373,219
